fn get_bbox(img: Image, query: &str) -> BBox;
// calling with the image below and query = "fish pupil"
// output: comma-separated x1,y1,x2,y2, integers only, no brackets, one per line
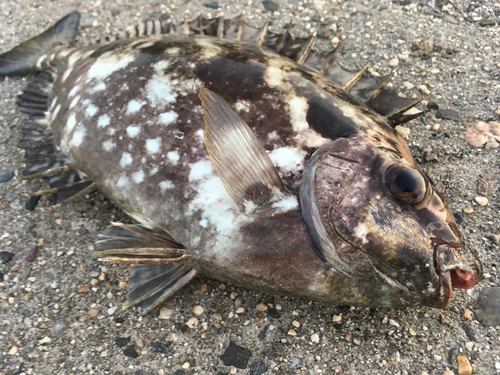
394,172,416,193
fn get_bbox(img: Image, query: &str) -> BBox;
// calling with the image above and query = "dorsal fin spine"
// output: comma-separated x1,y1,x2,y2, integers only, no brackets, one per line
343,64,370,92
255,21,269,47
320,42,341,75
296,33,316,66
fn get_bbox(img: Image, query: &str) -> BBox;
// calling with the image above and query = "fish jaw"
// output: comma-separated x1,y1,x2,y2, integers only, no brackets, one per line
434,242,482,306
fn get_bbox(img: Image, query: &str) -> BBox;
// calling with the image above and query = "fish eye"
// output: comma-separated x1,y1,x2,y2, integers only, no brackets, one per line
386,164,426,205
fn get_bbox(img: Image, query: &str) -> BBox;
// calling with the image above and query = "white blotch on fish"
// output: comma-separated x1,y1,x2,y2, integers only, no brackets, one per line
268,147,305,174
97,115,110,128
126,126,141,138
146,138,161,154
86,104,98,117
126,100,145,114
159,111,179,126
119,152,133,168
159,180,174,191
86,51,136,81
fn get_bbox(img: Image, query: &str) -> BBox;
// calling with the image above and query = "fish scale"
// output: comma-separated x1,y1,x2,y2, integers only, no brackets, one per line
0,11,482,314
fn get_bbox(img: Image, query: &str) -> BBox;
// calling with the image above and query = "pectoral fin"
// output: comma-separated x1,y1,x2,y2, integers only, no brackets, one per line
199,88,297,216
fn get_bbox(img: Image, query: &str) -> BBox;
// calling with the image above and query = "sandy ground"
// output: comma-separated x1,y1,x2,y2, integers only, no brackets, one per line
0,0,499,374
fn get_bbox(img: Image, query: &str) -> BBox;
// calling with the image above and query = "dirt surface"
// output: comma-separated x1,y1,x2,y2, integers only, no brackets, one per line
0,0,499,374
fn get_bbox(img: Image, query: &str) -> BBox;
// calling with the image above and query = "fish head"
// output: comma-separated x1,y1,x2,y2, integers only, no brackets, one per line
302,133,482,308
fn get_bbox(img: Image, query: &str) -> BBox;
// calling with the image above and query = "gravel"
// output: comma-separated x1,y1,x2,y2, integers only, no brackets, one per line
0,0,499,374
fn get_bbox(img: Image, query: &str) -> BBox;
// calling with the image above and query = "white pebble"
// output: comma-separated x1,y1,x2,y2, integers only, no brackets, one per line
159,308,174,320
39,336,52,345
419,85,431,95
8,345,18,355
389,319,400,328
311,333,320,343
475,196,488,206
186,317,198,328
193,305,204,316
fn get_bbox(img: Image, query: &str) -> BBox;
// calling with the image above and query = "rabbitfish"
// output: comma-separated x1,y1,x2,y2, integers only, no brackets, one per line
0,12,482,313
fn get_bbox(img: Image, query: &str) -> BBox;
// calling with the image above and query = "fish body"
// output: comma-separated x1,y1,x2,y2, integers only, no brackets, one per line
0,12,482,313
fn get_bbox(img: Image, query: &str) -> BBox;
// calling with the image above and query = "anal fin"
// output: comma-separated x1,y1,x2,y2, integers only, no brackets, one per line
126,264,197,314
93,223,196,314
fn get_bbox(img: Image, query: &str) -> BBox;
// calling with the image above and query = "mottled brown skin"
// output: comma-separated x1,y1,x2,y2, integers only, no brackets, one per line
11,33,481,309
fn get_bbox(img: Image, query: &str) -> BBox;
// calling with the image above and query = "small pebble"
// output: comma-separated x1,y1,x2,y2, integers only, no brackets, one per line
107,306,118,315
419,85,431,95
256,302,268,312
236,307,245,314
288,329,297,336
8,345,18,355
123,345,139,358
389,319,400,327
432,124,440,131
87,308,99,318
332,314,342,322
90,278,99,286
389,59,399,67
442,371,454,375
311,333,320,343
204,1,219,9
115,336,131,347
39,336,51,345
25,195,40,211
465,342,474,352
25,245,39,262
474,287,500,326
462,310,473,321
98,272,106,281
0,170,15,183
465,121,500,148
154,340,170,354
292,320,300,328
440,315,451,325
334,366,342,373
193,305,204,315
182,362,190,370
78,284,91,293
200,283,207,292
403,81,414,90
457,355,472,375
118,281,127,289
395,125,410,138
159,308,174,320
475,196,488,206
463,206,474,214
186,317,198,328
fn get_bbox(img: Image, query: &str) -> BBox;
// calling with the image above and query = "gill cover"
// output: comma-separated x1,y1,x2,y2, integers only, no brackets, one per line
300,135,482,307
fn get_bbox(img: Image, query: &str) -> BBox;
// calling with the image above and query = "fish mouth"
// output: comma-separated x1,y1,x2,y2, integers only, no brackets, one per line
433,241,482,308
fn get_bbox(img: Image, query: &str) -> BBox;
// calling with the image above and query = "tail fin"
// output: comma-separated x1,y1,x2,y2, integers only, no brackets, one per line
0,11,80,76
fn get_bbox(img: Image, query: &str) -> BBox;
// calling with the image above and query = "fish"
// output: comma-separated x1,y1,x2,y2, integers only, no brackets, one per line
0,11,482,314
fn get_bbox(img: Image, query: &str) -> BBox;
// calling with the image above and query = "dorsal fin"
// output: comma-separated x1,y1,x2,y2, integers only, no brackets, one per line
118,14,424,125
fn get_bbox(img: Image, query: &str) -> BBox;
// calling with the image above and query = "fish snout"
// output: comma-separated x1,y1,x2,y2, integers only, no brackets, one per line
434,243,482,290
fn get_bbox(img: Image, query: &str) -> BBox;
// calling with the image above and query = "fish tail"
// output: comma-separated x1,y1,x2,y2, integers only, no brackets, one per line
0,11,80,76
93,223,197,314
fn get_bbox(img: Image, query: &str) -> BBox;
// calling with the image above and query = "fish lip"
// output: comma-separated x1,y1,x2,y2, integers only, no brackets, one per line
432,241,482,308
